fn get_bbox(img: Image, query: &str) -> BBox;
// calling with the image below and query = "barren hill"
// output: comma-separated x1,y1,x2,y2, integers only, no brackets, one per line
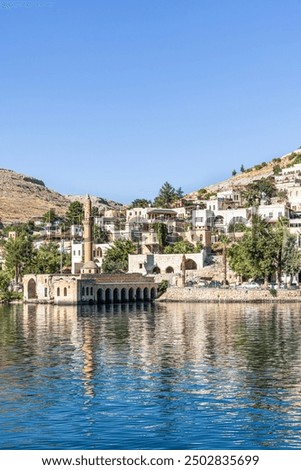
0,169,122,224
185,148,301,200
0,169,69,224
65,194,122,212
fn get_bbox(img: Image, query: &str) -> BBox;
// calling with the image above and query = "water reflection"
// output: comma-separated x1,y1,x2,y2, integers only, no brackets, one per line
1,302,301,449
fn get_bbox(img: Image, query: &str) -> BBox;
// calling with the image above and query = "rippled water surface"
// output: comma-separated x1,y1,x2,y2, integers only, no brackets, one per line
1,302,301,449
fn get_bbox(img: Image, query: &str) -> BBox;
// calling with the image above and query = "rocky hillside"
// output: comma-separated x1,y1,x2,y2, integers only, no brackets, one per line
185,148,301,200
0,169,122,224
65,195,122,213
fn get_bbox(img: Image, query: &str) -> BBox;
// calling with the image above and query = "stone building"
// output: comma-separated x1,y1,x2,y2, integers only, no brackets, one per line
23,273,157,305
23,195,158,305
128,252,205,276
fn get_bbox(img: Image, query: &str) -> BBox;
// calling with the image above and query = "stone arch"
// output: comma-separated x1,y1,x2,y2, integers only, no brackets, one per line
97,288,103,304
185,258,197,270
143,287,149,301
150,287,156,300
136,287,142,301
165,266,174,273
152,266,161,274
121,288,127,303
113,288,119,303
27,278,37,299
105,288,112,303
128,288,135,302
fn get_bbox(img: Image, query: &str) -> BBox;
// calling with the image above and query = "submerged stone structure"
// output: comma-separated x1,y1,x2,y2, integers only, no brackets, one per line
23,195,158,305
23,273,157,305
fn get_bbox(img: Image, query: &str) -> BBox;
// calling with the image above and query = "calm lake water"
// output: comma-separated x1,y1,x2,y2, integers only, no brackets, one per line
1,301,301,450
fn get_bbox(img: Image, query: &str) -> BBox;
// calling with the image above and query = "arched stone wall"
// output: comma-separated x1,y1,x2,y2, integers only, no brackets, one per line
136,287,142,301
28,278,37,299
151,287,156,300
185,259,197,270
105,288,112,303
97,288,103,304
143,287,149,301
166,266,174,273
121,288,127,303
113,288,119,303
129,288,135,302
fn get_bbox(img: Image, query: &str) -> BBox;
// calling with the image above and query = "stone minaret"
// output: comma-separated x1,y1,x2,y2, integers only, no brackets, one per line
83,194,93,263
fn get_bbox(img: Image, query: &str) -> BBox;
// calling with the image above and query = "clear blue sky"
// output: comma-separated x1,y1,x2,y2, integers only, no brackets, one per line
1,0,301,203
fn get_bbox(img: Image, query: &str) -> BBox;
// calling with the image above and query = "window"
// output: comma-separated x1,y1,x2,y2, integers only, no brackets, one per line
139,263,143,269
90,287,93,295
269,212,273,218
57,287,60,296
86,287,89,295
278,212,282,218
44,288,48,297
64,287,67,296
82,287,85,296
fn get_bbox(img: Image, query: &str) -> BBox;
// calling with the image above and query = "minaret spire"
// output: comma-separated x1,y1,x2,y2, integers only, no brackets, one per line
83,194,93,264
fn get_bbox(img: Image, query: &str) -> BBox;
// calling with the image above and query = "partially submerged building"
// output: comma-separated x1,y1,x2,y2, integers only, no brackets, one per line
23,195,158,305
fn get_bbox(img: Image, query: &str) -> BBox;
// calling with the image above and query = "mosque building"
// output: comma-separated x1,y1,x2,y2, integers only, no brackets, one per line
23,196,158,305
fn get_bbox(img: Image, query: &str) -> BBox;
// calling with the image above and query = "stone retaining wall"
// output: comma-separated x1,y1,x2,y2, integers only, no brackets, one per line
158,287,301,303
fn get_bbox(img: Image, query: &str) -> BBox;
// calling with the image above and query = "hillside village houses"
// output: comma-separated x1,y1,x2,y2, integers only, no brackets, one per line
3,160,301,289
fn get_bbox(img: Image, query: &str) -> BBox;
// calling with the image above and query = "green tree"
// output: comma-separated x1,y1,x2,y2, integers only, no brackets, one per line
152,222,168,251
65,201,84,225
240,164,245,173
229,215,277,284
154,182,180,207
228,221,246,233
130,199,152,208
102,240,136,273
0,271,11,301
242,178,277,206
164,240,200,254
92,206,99,217
273,164,282,175
276,189,288,202
232,169,237,176
4,233,34,283
42,208,59,224
282,234,301,285
2,221,35,236
31,242,70,274
93,225,109,244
